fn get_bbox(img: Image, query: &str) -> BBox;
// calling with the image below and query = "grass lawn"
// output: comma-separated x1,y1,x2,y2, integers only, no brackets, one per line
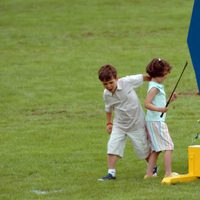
0,0,200,199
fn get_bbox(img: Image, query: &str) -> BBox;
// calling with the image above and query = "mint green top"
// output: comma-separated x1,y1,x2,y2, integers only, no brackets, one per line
146,81,166,121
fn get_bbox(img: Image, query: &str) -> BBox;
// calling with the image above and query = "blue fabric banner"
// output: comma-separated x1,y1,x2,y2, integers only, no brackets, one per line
187,0,200,93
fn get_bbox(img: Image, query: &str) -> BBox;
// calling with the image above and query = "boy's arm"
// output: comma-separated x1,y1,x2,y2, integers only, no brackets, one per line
126,74,151,89
144,87,168,113
106,112,112,134
106,112,112,124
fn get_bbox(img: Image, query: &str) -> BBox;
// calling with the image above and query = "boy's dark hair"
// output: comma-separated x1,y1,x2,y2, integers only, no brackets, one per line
98,64,117,81
146,58,172,77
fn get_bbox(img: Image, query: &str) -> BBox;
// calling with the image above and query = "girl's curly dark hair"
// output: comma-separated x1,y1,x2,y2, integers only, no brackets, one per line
146,58,172,77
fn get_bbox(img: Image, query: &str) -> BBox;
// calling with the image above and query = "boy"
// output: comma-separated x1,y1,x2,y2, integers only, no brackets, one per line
98,64,152,181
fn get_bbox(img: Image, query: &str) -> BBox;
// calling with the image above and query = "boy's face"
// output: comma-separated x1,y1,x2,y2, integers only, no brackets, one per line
101,78,118,93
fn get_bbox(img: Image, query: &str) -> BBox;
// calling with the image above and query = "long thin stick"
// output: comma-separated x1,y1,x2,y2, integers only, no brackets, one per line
160,61,188,118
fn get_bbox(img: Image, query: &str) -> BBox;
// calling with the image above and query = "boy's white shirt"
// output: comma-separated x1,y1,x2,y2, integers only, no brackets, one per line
103,74,145,131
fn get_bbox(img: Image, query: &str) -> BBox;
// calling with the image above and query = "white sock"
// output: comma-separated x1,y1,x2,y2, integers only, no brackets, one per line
108,169,116,177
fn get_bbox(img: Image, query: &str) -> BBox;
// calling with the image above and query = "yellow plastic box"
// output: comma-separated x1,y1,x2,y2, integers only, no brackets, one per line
162,145,200,184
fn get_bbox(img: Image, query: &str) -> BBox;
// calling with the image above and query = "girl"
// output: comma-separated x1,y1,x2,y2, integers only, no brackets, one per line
144,58,178,179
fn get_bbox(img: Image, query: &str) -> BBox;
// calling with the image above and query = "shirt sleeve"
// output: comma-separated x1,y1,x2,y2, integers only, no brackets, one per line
124,74,143,88
147,82,163,94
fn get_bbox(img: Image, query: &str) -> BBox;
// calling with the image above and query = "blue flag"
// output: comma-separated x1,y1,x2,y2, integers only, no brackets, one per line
187,0,200,93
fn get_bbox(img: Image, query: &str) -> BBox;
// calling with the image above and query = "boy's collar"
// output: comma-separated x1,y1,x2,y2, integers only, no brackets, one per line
117,80,123,90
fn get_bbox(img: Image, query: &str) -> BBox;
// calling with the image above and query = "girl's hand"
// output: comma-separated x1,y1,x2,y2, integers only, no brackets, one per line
158,107,168,113
170,92,177,102
106,123,113,134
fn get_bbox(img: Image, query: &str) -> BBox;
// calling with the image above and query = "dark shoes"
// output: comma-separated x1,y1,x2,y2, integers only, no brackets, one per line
98,173,116,181
99,166,158,181
153,166,158,176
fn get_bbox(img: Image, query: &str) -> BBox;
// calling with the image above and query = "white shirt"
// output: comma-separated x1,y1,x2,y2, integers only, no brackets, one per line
103,74,145,131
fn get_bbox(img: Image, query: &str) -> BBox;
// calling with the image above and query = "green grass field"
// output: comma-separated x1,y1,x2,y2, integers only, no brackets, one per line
0,0,200,199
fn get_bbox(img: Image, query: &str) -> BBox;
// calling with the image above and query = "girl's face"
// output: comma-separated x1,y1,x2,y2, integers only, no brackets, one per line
101,78,118,93
154,71,169,83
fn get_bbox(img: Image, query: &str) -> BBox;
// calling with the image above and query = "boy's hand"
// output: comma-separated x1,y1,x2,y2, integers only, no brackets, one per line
143,74,152,81
106,123,113,134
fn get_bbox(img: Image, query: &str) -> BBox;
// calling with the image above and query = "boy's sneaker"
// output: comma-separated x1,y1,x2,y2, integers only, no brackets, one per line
153,166,158,176
98,173,116,181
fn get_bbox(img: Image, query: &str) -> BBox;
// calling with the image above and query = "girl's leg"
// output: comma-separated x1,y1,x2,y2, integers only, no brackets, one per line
146,151,159,177
164,150,173,176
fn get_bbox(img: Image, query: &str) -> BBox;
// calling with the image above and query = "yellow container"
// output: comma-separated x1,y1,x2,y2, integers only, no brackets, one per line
188,145,200,176
162,145,200,184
